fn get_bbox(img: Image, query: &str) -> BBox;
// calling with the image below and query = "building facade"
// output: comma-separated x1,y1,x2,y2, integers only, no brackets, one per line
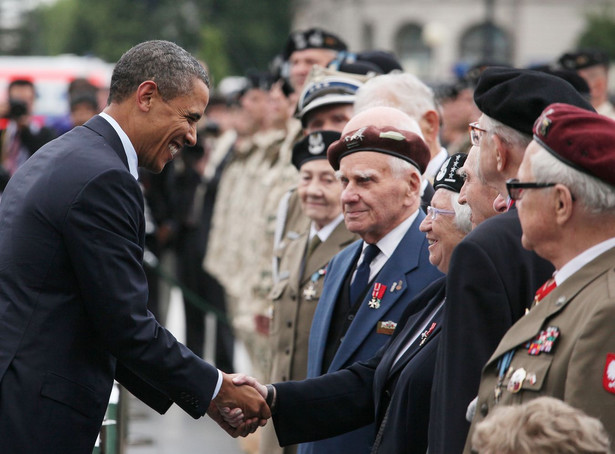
292,0,609,83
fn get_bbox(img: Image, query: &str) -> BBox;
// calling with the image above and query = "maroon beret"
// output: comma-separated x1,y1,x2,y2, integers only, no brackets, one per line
327,126,430,173
533,103,615,187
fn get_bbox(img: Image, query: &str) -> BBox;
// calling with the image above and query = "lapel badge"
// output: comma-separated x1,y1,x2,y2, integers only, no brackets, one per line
526,326,560,356
420,322,437,346
389,279,403,293
368,282,387,309
507,368,527,393
377,320,397,335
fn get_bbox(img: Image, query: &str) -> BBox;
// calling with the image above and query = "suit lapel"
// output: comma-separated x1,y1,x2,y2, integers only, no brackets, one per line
328,215,426,372
83,115,129,170
307,240,362,378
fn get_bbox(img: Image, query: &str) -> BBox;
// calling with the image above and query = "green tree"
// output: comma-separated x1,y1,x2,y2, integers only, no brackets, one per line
16,0,291,82
577,6,615,60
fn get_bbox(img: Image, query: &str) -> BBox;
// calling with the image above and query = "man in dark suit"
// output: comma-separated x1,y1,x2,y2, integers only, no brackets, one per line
428,68,596,454
0,40,268,453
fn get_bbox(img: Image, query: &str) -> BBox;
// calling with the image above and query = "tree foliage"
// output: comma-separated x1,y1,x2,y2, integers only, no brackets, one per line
577,6,615,60
14,0,291,83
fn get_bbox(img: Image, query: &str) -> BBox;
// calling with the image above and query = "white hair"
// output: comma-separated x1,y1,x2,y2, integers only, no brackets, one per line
450,191,472,233
481,115,532,153
354,73,436,121
530,145,615,214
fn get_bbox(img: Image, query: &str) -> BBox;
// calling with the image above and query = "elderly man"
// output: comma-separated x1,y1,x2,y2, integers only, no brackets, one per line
229,145,468,454
429,67,594,454
464,103,615,452
0,41,268,452
261,131,357,454
457,146,505,228
280,106,442,454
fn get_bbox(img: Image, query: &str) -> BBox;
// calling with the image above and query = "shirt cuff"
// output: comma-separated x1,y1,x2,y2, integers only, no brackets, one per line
212,369,223,399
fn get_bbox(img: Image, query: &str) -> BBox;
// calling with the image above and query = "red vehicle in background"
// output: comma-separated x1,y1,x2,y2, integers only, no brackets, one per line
0,55,114,130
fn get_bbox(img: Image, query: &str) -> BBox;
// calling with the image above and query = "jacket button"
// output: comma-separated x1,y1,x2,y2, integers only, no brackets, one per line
347,314,354,321
480,403,489,417
287,320,292,328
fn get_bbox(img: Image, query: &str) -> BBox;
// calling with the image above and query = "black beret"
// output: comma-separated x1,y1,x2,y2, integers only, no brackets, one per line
473,67,595,135
433,153,467,193
283,28,347,60
292,130,341,170
558,49,609,70
327,126,430,173
357,50,403,74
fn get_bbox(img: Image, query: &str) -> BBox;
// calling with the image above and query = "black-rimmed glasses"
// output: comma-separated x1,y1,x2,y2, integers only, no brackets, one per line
506,178,557,201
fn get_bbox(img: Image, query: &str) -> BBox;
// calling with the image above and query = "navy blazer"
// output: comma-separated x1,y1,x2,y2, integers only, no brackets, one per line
0,116,219,453
428,209,554,454
273,277,447,454
300,211,443,454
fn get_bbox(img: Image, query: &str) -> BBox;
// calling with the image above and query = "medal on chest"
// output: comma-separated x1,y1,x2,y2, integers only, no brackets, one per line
303,268,326,301
368,282,387,309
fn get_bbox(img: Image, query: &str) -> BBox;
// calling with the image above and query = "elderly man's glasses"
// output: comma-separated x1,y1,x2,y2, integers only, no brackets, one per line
469,122,487,147
506,178,556,201
427,206,456,220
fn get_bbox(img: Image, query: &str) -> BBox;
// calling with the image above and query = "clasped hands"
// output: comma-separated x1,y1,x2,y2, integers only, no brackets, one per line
207,372,270,437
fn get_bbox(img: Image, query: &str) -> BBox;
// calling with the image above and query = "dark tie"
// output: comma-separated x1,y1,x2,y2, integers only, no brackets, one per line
350,243,380,305
306,234,322,258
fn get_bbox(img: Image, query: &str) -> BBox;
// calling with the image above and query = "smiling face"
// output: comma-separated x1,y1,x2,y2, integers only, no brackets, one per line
137,79,209,173
338,152,419,243
419,189,467,273
298,159,343,229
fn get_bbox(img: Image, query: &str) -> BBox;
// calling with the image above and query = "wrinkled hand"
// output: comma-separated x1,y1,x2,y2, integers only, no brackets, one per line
212,373,270,429
232,374,267,398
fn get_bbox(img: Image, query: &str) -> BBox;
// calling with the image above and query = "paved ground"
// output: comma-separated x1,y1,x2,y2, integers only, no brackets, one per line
123,287,252,454
125,395,246,454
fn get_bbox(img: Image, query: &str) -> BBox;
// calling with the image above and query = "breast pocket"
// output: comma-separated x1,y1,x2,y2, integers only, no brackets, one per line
504,354,554,403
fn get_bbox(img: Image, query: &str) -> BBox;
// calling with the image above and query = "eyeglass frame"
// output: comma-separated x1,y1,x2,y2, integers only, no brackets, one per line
426,205,456,220
468,122,488,147
505,178,557,201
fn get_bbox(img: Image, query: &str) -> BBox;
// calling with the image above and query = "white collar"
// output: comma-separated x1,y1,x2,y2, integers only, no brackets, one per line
555,237,615,286
424,148,449,181
98,112,139,180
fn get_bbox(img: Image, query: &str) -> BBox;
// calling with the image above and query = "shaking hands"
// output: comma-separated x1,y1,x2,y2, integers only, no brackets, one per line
208,372,271,437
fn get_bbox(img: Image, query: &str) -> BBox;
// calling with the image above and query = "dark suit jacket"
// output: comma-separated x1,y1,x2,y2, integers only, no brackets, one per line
428,209,554,454
300,211,443,454
0,116,219,453
273,277,446,454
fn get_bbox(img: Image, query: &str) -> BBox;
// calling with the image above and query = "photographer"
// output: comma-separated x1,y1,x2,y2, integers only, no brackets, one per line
1,79,55,178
